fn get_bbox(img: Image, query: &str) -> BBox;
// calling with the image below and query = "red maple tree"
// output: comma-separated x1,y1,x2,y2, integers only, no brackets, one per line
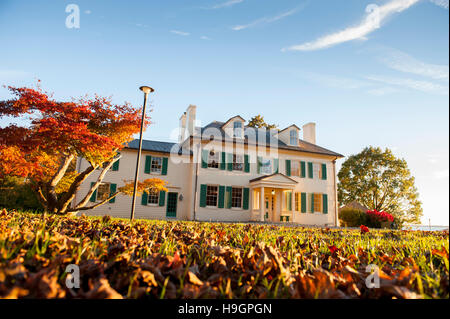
0,82,167,215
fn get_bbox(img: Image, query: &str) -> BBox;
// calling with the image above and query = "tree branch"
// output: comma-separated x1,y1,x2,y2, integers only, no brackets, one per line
67,192,120,212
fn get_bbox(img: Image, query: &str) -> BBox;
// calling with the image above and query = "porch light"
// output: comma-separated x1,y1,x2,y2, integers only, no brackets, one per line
271,189,275,195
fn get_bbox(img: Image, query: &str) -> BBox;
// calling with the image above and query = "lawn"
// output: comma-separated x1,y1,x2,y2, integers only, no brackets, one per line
0,209,448,299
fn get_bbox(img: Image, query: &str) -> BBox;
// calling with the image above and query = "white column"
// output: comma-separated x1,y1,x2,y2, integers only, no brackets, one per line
260,186,265,222
291,190,295,222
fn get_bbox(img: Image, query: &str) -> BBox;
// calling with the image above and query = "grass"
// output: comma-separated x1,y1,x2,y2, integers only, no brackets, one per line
0,208,448,299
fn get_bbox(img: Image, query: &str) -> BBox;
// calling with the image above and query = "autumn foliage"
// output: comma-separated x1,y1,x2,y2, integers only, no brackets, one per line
0,210,448,299
0,83,166,214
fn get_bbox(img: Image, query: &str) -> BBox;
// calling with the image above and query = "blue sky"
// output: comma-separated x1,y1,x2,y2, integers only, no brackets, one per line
0,0,448,225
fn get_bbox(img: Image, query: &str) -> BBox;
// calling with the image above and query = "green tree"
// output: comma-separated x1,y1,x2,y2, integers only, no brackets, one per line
338,146,422,224
247,115,278,129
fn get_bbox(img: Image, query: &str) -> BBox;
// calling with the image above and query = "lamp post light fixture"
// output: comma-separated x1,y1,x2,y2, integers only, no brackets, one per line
130,85,154,221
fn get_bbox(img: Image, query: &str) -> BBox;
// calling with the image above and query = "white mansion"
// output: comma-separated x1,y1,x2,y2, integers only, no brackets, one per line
75,105,343,226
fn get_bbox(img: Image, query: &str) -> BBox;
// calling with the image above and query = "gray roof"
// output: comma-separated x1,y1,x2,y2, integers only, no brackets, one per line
199,121,343,158
125,139,191,155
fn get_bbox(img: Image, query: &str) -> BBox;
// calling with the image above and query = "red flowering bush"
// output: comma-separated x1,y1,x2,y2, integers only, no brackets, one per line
366,210,394,228
360,225,370,233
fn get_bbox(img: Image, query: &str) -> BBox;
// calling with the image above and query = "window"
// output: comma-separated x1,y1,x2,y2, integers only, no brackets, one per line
233,121,243,138
147,190,159,205
206,185,218,206
231,187,243,208
151,157,162,174
319,163,326,179
96,183,110,201
291,161,300,176
208,150,219,169
284,191,292,211
260,158,272,174
253,189,260,210
313,193,322,212
232,154,244,171
295,192,300,211
290,130,298,145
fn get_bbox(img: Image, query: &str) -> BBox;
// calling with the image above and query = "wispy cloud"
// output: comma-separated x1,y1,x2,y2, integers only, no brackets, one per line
283,0,420,51
0,70,31,79
366,75,449,95
232,6,303,31
379,48,449,82
200,36,212,40
170,30,190,36
367,87,399,96
429,0,449,9
299,72,371,90
211,0,244,9
433,169,449,179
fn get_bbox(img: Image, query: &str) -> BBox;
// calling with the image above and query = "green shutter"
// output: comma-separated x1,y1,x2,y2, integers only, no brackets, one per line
274,159,279,174
201,150,208,168
257,156,262,174
321,163,327,180
226,186,232,209
200,184,207,207
218,186,225,208
90,182,97,202
308,162,313,179
244,155,250,173
287,191,292,211
310,193,314,213
141,191,148,206
159,190,166,206
301,192,306,213
144,155,152,174
323,194,328,214
220,152,226,170
109,183,117,203
162,157,168,175
243,188,249,210
227,153,233,171
112,159,120,171
300,161,306,178
286,160,291,176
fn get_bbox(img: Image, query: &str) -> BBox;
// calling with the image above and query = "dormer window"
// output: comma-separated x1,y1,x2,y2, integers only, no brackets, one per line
233,121,243,138
290,130,298,145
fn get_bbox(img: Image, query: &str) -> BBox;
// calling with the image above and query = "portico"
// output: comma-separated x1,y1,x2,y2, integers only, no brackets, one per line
249,173,298,222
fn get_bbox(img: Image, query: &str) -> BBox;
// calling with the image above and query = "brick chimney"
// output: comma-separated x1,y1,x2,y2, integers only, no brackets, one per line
302,122,316,144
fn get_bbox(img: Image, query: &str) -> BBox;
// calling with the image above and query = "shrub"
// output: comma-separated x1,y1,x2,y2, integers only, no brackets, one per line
365,210,394,228
339,208,367,227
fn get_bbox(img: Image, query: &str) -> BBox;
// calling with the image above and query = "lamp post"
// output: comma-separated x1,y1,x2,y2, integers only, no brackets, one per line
130,85,154,221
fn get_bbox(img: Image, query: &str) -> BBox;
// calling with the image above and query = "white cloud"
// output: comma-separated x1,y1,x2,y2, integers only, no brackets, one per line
85,10,91,14
0,70,31,79
211,0,244,9
200,36,212,40
170,30,190,36
429,0,449,9
379,49,449,81
367,87,399,95
366,75,449,95
232,7,302,31
433,169,449,179
283,0,420,51
301,72,370,89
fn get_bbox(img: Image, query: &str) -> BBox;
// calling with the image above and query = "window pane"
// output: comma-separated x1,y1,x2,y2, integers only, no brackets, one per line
314,193,322,212
233,154,243,171
260,158,272,174
206,185,218,206
291,161,300,176
97,183,110,201
295,192,300,211
148,190,159,204
208,151,219,168
231,187,242,208
233,122,242,138
290,130,298,145
151,157,162,173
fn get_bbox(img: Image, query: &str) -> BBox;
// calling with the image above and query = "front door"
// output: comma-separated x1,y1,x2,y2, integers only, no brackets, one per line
264,194,276,222
166,192,178,218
